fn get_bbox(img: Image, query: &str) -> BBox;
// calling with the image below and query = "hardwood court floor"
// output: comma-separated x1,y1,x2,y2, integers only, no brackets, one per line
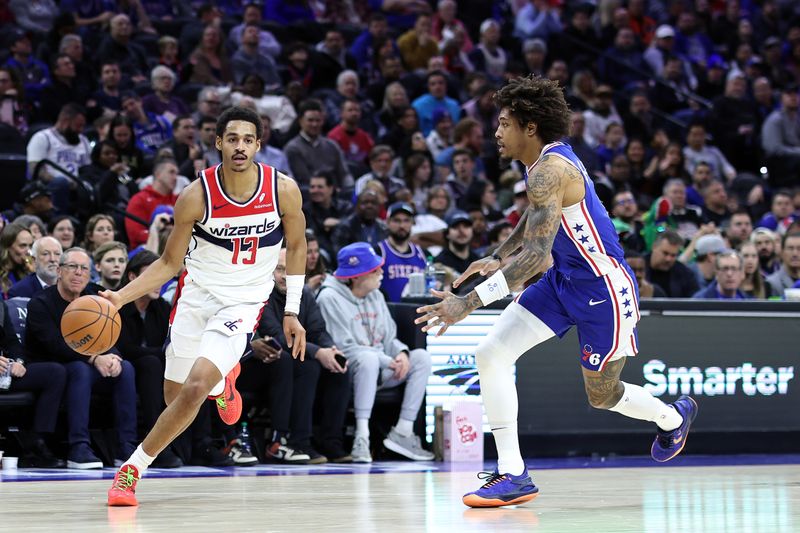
1,460,798,533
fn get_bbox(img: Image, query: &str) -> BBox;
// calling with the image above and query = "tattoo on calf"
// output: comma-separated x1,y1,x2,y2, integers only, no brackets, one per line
583,358,626,408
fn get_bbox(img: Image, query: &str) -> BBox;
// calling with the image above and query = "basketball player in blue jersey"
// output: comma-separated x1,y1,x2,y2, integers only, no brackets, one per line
416,76,698,508
102,106,308,506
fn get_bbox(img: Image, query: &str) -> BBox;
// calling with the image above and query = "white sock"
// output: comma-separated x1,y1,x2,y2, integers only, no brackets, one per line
493,422,524,476
609,382,683,431
208,378,224,397
394,418,414,437
124,444,155,476
355,418,370,438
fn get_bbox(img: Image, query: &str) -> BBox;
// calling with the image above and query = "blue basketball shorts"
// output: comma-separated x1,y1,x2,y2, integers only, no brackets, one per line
516,264,640,371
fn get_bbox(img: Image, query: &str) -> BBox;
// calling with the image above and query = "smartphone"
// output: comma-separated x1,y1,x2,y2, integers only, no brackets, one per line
334,353,347,368
266,338,282,351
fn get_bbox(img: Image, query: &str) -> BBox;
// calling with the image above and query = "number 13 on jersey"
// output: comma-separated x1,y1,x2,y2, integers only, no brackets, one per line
232,237,258,264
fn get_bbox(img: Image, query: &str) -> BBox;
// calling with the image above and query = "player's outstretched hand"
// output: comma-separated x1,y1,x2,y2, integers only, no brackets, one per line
98,290,123,310
452,257,500,288
415,289,475,337
283,315,306,361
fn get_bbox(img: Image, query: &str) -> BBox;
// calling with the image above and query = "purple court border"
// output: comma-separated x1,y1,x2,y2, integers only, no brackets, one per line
1,454,798,483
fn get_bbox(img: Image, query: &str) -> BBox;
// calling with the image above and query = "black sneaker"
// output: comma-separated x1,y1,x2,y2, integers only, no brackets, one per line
320,443,352,463
20,437,66,468
67,443,103,469
191,444,235,467
297,446,327,465
152,447,184,468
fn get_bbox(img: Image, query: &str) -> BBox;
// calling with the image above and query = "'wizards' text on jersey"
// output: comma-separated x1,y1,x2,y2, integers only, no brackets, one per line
185,163,283,305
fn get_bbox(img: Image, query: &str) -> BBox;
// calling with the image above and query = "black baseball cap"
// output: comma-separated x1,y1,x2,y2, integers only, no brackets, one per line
20,181,50,203
446,210,473,228
387,202,415,218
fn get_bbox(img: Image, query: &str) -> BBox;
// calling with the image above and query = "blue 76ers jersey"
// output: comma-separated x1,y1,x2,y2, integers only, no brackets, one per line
528,142,625,280
185,163,284,305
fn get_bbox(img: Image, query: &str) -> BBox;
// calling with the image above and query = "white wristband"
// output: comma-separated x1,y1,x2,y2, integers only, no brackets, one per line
285,275,304,315
474,271,510,306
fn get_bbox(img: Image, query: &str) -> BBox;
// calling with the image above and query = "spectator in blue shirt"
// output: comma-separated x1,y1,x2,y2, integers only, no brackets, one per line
412,70,461,136
693,251,750,299
121,91,173,156
514,0,562,42
3,27,50,102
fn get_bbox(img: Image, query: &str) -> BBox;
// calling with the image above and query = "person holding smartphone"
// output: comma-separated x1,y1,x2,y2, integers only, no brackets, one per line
242,247,352,464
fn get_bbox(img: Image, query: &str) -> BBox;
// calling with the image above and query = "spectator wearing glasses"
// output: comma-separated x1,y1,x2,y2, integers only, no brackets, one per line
193,88,223,125
24,247,137,469
693,251,749,299
611,190,645,253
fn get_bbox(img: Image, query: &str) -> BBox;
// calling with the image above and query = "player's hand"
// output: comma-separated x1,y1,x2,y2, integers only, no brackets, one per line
251,338,281,363
389,351,409,380
98,290,123,311
452,257,500,288
415,289,477,336
283,315,306,361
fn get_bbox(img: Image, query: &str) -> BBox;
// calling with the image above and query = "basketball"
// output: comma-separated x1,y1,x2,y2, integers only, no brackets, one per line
60,295,122,356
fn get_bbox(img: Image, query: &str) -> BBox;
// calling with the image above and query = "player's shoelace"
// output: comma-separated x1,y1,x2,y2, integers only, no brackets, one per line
215,396,227,411
113,466,138,490
476,471,508,489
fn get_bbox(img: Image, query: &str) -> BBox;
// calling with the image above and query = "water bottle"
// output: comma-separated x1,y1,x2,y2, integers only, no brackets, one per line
425,256,437,294
240,422,252,454
0,356,11,391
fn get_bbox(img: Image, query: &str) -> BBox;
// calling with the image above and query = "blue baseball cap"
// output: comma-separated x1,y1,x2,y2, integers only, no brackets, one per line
334,242,385,279
150,204,174,224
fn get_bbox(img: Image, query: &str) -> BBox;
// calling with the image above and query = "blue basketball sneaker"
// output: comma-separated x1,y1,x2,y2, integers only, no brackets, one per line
462,468,539,508
651,395,698,462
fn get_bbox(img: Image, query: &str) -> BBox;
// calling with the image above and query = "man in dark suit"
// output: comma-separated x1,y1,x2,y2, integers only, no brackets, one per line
24,246,137,469
9,236,62,298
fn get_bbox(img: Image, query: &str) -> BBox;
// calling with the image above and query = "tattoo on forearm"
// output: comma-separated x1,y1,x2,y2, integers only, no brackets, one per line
500,160,565,290
583,358,626,408
494,210,528,258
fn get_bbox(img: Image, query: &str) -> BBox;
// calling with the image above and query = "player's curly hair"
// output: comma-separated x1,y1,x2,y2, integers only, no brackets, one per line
494,75,570,144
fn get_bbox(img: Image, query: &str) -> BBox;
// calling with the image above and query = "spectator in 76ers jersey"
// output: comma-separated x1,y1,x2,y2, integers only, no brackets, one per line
26,103,91,215
378,202,428,302
105,106,308,507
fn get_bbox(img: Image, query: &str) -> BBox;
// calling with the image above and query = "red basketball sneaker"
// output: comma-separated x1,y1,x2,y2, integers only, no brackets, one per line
209,363,242,425
107,464,140,506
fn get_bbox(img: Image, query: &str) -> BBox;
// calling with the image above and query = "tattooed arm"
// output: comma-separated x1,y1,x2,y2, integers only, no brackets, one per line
492,209,529,259
497,158,565,290
417,156,569,333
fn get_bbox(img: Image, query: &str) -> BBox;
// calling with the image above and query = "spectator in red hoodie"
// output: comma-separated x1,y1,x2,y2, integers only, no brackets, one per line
125,158,178,248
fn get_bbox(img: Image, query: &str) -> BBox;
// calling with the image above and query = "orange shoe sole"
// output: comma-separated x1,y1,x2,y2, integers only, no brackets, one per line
107,492,138,506
462,492,539,508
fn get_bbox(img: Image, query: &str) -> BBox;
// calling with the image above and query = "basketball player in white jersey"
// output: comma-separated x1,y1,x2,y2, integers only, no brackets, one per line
102,106,308,506
417,77,697,507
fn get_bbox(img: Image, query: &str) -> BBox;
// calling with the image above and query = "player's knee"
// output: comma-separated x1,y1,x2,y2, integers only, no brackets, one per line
475,337,507,372
178,378,212,405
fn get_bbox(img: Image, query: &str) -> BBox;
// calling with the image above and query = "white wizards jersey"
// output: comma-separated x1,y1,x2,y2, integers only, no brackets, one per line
185,163,283,305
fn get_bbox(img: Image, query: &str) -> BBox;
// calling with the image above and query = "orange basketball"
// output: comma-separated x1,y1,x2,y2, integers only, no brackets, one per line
61,295,122,356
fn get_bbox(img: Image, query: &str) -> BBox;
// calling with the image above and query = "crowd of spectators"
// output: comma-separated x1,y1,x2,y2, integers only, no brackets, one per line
3,0,800,468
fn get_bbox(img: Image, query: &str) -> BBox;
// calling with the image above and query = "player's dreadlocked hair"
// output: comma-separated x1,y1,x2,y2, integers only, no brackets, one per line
494,75,571,144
